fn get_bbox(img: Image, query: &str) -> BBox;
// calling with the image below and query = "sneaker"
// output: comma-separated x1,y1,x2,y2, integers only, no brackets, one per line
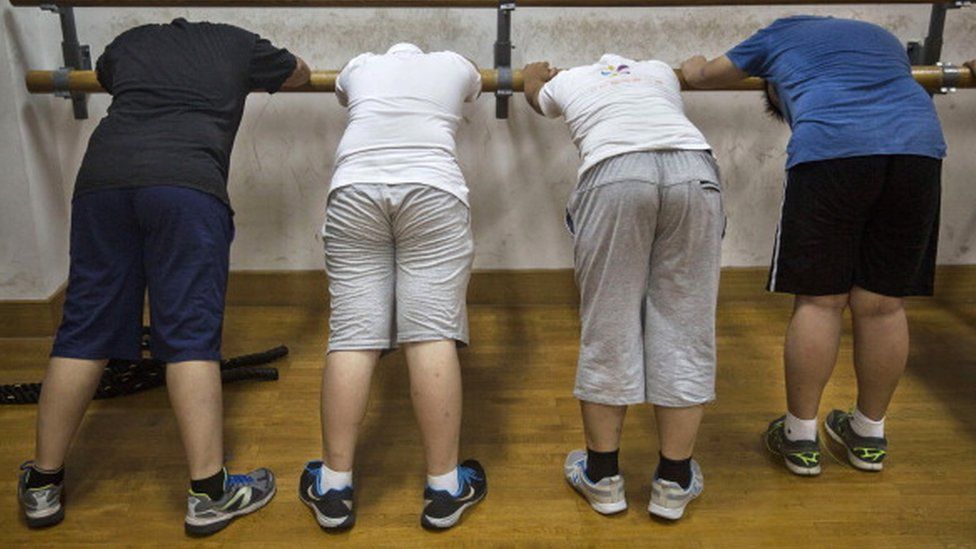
18,462,64,529
421,459,487,530
563,449,627,515
298,460,355,530
824,409,888,471
764,416,822,476
648,460,703,520
185,468,276,536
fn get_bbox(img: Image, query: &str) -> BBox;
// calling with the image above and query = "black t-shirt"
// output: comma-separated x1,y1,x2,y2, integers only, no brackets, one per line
74,18,296,206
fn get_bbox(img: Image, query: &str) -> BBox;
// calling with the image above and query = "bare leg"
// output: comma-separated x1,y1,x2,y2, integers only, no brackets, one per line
34,357,107,470
849,286,908,420
654,405,703,460
403,341,462,476
580,401,627,452
166,361,224,479
784,294,849,419
320,350,381,471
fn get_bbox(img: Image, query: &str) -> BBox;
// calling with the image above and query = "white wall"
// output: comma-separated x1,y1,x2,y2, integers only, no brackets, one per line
2,6,975,299
0,7,71,300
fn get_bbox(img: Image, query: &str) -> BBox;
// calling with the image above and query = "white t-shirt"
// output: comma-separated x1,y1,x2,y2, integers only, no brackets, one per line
538,54,711,178
331,43,482,205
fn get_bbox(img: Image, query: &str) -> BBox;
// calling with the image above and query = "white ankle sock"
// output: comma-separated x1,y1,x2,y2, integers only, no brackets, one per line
318,462,352,494
427,467,460,495
850,407,885,438
785,412,818,442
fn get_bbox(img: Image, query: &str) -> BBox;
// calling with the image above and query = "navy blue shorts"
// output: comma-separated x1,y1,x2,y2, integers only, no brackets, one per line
52,186,234,362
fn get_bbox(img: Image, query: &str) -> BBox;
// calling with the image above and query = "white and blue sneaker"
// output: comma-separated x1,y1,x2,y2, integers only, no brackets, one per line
298,460,355,531
563,449,627,515
648,460,703,520
421,459,487,530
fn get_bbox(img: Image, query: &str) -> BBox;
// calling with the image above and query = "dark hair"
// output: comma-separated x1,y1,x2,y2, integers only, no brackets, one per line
763,80,786,124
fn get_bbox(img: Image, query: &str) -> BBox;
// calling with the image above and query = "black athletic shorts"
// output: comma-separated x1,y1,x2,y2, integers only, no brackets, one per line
768,155,941,297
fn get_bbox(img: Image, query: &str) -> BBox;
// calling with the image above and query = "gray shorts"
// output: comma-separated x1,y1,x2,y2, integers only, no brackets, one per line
323,183,474,352
567,150,724,407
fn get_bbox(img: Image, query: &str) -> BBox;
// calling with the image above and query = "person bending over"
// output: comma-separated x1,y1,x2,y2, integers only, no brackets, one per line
17,18,309,536
522,54,725,521
682,15,945,476
298,43,486,531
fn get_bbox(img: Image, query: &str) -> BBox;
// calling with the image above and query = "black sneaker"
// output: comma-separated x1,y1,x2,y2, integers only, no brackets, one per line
185,468,276,536
17,462,64,528
421,459,487,530
298,460,355,530
824,409,888,471
764,416,822,476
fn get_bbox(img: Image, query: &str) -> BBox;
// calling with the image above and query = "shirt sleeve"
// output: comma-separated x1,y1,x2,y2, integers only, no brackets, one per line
335,54,368,107
95,43,116,94
453,53,482,102
537,77,563,118
726,25,773,77
248,34,297,94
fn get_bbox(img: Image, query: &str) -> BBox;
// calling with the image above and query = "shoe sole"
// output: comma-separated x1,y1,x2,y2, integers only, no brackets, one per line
824,422,884,472
563,474,627,515
421,489,487,530
25,505,65,529
649,501,687,520
784,458,821,476
184,485,277,536
299,494,355,531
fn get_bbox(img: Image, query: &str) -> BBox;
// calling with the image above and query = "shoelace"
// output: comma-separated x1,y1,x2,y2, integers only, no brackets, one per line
456,466,481,488
226,474,255,488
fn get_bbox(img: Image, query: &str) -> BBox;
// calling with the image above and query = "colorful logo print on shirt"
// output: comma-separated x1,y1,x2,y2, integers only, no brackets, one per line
600,64,631,77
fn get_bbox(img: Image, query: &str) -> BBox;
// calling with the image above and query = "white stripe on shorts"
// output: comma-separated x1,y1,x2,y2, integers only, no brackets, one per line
769,174,788,292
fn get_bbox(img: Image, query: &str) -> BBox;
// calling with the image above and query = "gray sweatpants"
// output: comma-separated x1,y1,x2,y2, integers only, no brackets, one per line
568,150,724,407
323,183,474,352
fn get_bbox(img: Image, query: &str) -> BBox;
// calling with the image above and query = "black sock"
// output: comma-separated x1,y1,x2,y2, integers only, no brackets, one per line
656,453,692,489
26,465,64,489
585,448,619,483
191,468,226,500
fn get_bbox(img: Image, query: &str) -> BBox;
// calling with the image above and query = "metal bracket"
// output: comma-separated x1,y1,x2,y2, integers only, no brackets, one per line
40,4,91,119
906,0,969,92
493,1,515,119
938,62,960,94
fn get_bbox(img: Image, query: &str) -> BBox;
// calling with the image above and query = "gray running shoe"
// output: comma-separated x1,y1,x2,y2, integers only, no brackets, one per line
824,409,887,471
185,468,277,536
18,462,64,528
648,460,703,520
563,449,627,515
765,416,822,476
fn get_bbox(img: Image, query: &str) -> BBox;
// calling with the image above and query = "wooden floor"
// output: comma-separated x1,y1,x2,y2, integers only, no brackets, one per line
1,281,974,547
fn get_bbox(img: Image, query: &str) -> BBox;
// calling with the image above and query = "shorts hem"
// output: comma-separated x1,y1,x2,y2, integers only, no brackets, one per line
397,332,468,347
159,350,222,363
574,390,646,406
647,394,716,407
50,349,131,361
327,339,393,354
853,280,934,298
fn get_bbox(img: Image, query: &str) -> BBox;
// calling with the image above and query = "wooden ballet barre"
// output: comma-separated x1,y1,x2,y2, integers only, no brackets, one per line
7,0,956,6
25,66,975,94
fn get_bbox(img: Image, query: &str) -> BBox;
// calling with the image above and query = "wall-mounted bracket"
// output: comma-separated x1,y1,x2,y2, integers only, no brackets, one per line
907,0,970,94
494,1,515,119
40,4,91,119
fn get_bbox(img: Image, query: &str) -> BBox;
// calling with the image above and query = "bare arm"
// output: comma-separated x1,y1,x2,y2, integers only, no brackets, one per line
522,61,558,116
680,55,749,90
282,55,311,88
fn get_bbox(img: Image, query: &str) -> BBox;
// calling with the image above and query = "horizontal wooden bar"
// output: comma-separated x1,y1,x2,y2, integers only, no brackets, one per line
7,0,954,6
24,65,974,94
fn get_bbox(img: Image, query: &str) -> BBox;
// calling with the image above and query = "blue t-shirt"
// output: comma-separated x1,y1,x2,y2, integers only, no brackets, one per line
727,16,946,168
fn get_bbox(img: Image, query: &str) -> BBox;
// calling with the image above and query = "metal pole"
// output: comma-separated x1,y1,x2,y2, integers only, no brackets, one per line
494,1,515,119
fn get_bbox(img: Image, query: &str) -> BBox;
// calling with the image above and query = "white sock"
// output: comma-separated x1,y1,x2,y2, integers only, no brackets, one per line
427,467,460,496
785,412,818,442
850,407,885,438
318,462,352,494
